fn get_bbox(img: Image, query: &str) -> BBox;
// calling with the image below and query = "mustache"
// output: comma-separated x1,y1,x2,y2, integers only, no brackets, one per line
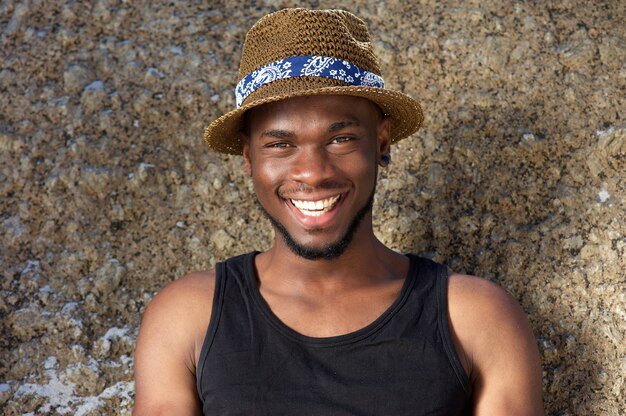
278,181,348,198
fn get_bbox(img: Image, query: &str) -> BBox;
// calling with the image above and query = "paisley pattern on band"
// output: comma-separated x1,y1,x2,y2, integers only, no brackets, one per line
235,55,385,107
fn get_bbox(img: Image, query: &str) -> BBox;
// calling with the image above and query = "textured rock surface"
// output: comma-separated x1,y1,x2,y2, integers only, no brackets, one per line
1,1,624,414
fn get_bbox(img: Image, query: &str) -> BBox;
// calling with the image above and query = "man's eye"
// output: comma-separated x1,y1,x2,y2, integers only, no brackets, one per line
331,136,354,144
265,142,291,148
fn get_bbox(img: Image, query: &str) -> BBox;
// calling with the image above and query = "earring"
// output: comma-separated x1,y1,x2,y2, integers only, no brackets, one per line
379,153,391,167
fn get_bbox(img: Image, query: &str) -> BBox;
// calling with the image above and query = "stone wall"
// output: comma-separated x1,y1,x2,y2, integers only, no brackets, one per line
1,1,623,414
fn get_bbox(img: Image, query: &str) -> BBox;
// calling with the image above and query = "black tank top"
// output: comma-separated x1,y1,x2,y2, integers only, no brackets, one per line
196,252,471,415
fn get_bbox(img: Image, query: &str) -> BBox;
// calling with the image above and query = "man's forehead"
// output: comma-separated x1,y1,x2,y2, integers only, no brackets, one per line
246,95,382,125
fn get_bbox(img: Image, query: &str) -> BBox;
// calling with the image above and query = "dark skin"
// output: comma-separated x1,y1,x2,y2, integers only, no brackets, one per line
133,95,544,415
245,95,409,338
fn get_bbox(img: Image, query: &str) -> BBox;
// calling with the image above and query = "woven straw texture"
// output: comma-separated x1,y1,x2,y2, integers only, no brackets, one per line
203,8,423,154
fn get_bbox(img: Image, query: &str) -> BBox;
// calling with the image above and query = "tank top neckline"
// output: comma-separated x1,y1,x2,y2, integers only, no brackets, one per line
243,251,419,347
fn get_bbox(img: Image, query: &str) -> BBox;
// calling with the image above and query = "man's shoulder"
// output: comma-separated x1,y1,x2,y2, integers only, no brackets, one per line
134,270,216,415
447,273,529,331
144,269,217,326
446,272,541,383
154,269,217,301
447,273,532,344
446,273,544,414
139,270,216,348
448,273,517,311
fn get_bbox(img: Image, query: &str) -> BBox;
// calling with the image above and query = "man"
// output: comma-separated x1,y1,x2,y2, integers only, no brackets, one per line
134,8,544,415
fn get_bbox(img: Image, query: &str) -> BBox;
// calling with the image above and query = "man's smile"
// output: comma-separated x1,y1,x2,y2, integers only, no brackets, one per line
280,191,348,230
289,194,342,217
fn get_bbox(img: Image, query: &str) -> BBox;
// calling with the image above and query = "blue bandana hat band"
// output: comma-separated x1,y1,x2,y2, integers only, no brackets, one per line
235,55,385,107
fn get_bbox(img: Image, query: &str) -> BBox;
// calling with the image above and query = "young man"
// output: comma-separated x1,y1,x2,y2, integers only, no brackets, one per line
134,8,544,415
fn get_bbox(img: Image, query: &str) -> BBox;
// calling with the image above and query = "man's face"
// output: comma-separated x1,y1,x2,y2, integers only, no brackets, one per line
243,95,391,260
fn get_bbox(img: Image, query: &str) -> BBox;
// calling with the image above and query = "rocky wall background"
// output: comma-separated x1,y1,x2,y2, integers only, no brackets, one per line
1,0,624,414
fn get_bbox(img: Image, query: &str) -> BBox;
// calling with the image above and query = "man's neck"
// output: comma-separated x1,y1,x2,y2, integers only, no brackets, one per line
254,231,408,294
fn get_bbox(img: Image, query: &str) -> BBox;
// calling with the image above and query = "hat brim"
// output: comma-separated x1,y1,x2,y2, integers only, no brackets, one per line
203,85,423,155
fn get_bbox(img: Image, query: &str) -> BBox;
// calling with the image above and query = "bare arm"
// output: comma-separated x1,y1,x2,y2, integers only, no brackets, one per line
133,271,215,416
448,274,544,416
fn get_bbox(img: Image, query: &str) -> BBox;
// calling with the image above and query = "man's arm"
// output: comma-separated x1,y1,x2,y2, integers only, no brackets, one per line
448,274,545,416
133,271,215,416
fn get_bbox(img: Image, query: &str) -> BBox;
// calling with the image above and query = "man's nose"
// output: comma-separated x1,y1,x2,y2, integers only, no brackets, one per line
289,146,336,187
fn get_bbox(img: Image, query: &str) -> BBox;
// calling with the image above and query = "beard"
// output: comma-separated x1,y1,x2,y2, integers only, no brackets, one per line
256,189,375,261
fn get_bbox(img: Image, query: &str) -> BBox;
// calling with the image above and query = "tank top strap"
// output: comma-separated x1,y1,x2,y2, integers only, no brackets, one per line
406,254,471,395
195,251,257,398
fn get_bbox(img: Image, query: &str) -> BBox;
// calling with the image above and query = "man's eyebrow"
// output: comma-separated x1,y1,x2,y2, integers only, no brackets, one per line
260,129,294,138
328,119,359,132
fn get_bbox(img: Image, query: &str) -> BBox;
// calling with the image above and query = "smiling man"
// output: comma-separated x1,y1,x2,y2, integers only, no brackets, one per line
245,96,386,262
133,8,544,416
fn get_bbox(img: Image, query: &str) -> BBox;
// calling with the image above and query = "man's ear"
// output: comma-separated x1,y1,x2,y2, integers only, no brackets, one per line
377,116,392,157
241,133,252,177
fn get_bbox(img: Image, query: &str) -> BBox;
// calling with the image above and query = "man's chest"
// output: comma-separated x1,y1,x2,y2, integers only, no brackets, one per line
257,279,405,338
200,334,470,416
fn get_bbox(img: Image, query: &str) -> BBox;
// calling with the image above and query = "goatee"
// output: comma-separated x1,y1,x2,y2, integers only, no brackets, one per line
257,190,375,261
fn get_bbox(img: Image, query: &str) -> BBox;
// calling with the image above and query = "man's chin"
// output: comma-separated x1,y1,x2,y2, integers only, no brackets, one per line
256,189,375,261
283,238,350,261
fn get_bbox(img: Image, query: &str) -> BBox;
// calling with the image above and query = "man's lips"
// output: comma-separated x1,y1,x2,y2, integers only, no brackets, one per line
286,194,342,217
289,194,342,217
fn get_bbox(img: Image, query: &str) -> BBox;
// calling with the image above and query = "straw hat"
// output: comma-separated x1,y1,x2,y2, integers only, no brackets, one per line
204,8,423,154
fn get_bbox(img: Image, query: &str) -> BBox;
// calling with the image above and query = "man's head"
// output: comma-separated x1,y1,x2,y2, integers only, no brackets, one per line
202,8,424,260
242,94,390,260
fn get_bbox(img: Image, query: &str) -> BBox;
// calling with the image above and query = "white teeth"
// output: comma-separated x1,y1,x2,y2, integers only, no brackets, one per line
290,195,340,216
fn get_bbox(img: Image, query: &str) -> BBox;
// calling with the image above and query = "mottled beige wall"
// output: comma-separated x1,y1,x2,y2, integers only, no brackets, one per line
1,1,624,414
